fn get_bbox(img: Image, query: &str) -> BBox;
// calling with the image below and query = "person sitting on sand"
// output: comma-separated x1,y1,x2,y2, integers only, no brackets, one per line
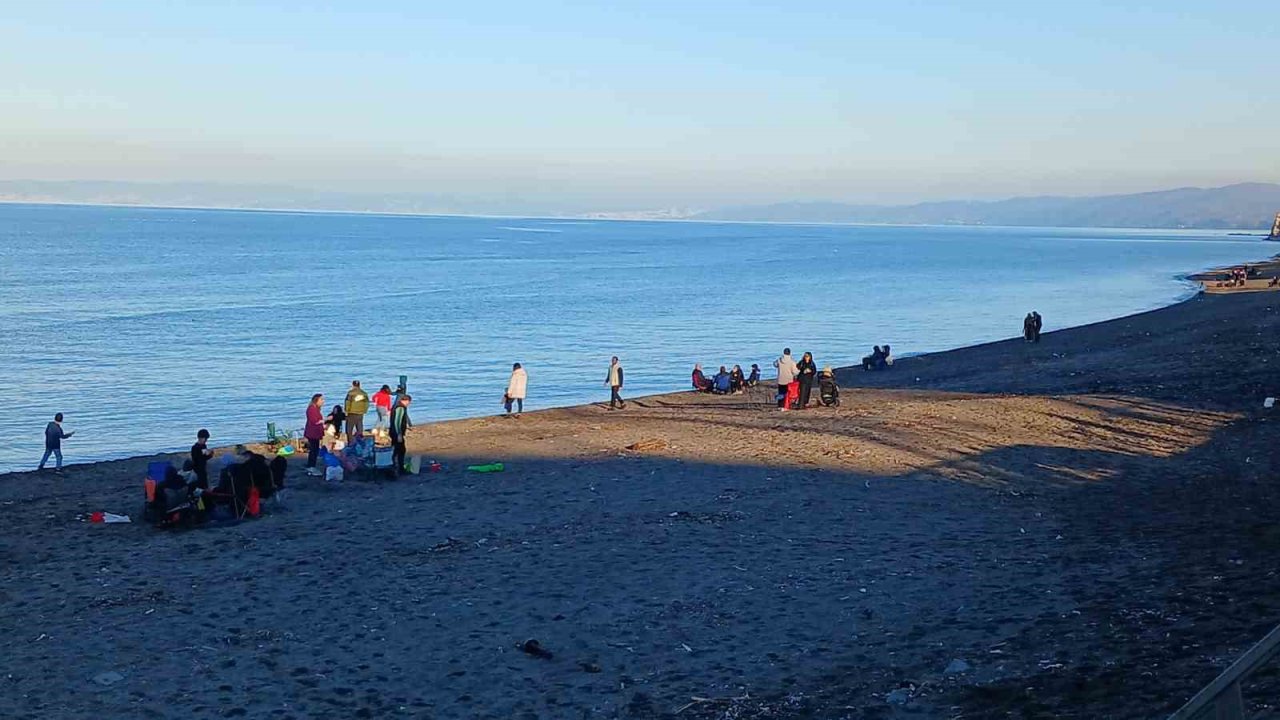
881,344,894,367
862,346,884,371
747,364,761,387
729,365,745,393
713,366,733,394
819,367,840,406
691,364,712,392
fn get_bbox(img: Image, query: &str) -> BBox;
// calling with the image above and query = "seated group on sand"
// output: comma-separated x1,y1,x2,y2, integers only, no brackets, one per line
861,344,894,371
144,434,287,529
691,363,760,394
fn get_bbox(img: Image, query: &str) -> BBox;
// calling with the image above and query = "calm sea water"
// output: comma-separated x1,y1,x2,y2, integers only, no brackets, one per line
0,203,1273,473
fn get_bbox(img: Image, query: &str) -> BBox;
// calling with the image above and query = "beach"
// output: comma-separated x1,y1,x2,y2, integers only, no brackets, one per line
5,275,1280,718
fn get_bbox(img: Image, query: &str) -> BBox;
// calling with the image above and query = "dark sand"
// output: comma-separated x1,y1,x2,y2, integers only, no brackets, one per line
6,280,1280,719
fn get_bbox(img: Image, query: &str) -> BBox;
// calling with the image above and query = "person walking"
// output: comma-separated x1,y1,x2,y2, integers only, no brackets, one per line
191,428,213,487
505,363,528,415
390,394,413,476
304,393,325,476
38,413,74,471
797,352,818,408
372,384,393,432
344,380,370,442
606,356,625,409
773,348,798,410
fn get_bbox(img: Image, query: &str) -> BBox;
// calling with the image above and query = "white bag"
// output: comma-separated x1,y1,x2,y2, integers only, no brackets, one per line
325,466,344,483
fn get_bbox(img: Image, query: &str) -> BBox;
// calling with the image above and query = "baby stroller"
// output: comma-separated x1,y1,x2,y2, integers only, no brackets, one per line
819,370,840,407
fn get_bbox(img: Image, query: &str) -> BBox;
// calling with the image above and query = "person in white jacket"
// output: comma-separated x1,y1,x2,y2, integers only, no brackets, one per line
773,347,798,409
505,362,528,415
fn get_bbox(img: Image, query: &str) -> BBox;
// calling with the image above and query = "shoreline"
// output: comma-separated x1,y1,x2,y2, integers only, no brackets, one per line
5,253,1275,481
7,265,1280,717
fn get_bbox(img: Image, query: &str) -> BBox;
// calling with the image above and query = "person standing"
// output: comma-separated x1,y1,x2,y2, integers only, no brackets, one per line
505,363,528,415
38,413,74,471
372,384,393,432
773,348,798,410
390,394,413,476
1032,311,1043,343
606,356,625,409
797,351,817,408
304,393,325,476
191,428,213,487
344,380,370,442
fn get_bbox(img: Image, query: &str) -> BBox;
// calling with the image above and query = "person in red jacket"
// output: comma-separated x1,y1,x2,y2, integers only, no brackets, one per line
304,393,325,476
372,384,393,432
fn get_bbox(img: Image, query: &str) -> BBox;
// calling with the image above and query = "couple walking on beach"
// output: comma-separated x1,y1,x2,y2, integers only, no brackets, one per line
774,348,819,410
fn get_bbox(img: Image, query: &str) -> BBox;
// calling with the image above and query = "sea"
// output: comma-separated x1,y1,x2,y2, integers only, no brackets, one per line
0,202,1274,474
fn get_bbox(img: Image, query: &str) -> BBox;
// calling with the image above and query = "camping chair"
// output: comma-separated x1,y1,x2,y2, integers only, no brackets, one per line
266,422,298,451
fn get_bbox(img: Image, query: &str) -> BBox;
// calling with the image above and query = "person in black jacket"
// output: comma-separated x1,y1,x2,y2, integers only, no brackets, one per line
1031,311,1043,343
797,352,818,408
190,429,214,488
389,394,413,476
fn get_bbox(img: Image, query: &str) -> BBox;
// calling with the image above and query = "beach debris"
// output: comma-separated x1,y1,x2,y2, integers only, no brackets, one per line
517,639,553,659
466,462,504,473
674,690,751,715
1265,397,1275,409
83,512,131,524
92,670,125,686
945,658,971,674
625,438,668,452
885,686,913,706
577,661,602,673
680,643,693,653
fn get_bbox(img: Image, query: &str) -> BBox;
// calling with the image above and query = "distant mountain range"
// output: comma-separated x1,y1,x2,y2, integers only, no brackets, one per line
695,182,1280,230
1,179,1277,230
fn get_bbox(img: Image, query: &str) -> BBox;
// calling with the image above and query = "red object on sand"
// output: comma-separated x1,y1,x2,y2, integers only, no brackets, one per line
89,512,105,523
786,381,800,409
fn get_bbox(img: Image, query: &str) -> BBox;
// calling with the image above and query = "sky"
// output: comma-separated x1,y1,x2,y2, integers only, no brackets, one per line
1,1,1277,211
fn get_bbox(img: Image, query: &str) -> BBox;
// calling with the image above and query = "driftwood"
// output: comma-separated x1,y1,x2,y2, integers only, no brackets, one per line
675,691,751,715
625,438,668,452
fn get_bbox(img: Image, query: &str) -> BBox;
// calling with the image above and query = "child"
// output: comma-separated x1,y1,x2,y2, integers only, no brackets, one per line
747,364,761,387
327,404,347,437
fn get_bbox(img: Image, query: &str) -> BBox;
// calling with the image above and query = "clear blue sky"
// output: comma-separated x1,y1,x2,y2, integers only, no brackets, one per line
2,1,1276,210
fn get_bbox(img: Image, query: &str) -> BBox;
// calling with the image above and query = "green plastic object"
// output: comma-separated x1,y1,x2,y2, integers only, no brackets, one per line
466,462,504,473
276,445,296,457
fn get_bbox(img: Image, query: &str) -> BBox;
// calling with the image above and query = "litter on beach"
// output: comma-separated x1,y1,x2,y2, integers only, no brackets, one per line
84,512,131,524
467,462,505,473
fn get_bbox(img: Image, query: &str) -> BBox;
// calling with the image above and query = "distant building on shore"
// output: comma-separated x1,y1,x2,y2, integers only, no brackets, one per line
1271,212,1280,240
